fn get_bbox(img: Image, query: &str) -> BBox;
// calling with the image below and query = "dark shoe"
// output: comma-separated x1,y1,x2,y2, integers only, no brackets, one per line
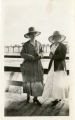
33,98,36,103
33,97,37,103
51,99,61,107
33,98,42,106
36,99,42,106
26,96,30,104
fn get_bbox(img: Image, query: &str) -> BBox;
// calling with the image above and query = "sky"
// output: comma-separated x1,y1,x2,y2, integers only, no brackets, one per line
3,0,72,46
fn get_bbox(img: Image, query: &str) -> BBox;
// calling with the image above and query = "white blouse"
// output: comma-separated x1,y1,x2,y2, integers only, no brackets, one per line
50,43,59,54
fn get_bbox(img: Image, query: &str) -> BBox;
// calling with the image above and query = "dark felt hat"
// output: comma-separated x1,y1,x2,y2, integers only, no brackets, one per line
24,27,41,38
48,31,66,43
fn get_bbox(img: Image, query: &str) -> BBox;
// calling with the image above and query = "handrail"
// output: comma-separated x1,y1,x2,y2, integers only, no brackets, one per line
4,55,69,59
4,55,69,74
4,66,69,75
5,56,69,88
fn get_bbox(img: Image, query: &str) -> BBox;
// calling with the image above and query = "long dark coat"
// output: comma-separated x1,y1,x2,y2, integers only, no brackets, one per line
20,40,44,96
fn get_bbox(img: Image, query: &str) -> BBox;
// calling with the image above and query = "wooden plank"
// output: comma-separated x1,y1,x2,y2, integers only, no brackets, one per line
4,66,49,74
4,93,69,116
4,66,69,75
5,100,69,116
9,80,23,86
4,55,69,59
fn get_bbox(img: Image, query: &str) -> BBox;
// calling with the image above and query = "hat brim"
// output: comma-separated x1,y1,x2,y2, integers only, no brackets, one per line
24,31,41,38
48,35,66,43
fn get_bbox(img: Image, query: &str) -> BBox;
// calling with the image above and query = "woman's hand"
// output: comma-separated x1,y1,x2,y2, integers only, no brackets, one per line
22,54,35,61
29,55,35,61
33,53,43,60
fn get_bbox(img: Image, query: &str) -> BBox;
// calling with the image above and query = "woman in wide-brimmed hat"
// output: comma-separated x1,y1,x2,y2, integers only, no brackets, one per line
38,31,69,105
20,27,44,105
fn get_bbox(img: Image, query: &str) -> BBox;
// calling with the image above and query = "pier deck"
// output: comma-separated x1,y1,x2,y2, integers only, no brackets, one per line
5,93,69,116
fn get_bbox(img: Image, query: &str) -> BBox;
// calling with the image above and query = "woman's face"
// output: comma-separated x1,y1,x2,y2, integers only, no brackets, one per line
53,35,61,44
29,33,35,39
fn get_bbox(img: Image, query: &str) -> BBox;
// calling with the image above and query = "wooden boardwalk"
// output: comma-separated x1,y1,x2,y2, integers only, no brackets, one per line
5,93,69,116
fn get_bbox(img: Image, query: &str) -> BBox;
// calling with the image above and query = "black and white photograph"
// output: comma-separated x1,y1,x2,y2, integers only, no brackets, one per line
1,0,73,117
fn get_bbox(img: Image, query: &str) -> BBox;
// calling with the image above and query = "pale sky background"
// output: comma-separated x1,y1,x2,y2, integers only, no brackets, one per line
3,0,72,46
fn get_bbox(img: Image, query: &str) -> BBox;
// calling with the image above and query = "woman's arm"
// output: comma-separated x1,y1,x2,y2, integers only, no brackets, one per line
34,42,43,60
20,44,35,61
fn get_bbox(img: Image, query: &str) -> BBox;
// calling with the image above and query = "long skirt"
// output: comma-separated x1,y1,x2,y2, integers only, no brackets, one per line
38,62,69,104
20,60,44,96
23,81,44,96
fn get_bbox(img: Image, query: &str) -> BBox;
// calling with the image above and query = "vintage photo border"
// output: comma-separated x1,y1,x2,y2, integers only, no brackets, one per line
0,0,75,119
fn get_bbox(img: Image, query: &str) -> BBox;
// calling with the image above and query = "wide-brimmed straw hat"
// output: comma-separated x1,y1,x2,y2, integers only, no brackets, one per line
24,27,41,38
48,31,66,43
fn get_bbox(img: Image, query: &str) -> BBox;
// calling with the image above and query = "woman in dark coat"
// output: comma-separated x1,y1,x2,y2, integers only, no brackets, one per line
20,27,43,104
38,31,69,105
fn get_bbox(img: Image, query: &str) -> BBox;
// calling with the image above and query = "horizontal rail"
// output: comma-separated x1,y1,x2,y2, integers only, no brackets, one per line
4,66,69,75
5,55,69,88
4,55,69,59
8,80,23,86
4,66,48,74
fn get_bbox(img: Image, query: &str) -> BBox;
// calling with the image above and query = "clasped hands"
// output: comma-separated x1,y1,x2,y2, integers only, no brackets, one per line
29,53,43,61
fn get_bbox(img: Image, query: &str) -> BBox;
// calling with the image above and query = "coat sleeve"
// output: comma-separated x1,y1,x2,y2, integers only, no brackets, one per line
34,42,43,60
20,44,35,61
52,44,67,61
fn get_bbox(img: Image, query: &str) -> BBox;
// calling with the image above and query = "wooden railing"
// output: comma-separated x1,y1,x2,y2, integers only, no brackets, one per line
4,55,69,87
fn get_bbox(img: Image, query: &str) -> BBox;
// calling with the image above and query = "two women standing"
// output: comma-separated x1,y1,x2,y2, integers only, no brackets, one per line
21,27,69,106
